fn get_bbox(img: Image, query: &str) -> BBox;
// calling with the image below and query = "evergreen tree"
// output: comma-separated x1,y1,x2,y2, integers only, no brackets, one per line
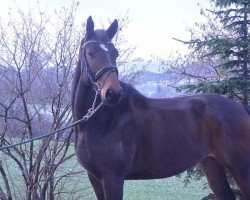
168,1,250,199
183,0,250,106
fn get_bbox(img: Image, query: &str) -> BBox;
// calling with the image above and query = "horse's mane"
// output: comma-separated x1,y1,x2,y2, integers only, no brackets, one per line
119,81,149,110
120,81,145,99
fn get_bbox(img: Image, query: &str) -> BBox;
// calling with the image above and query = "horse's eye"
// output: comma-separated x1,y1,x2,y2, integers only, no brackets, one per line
88,51,96,58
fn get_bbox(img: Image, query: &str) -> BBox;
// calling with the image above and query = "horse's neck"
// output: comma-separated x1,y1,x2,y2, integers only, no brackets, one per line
74,79,98,120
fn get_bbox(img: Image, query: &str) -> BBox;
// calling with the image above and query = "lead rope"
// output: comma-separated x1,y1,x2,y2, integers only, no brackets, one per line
0,91,103,151
80,90,103,123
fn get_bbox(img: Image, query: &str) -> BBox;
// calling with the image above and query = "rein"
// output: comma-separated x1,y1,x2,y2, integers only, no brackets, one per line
0,91,103,151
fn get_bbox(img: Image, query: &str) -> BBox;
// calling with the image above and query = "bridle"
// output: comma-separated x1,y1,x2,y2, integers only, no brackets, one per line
81,40,118,92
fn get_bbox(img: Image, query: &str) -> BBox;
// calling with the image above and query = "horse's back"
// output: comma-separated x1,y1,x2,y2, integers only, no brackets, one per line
181,93,250,141
129,93,250,177
168,93,250,124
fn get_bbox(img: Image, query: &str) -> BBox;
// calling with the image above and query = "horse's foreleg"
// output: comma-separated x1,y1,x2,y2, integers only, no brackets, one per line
88,173,105,200
102,174,124,200
200,157,236,200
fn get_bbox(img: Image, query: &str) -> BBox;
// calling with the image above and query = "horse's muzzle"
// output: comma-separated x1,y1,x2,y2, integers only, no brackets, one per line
105,88,122,105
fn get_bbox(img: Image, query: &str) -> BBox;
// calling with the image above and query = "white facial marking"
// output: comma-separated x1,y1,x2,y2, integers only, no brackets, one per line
100,44,109,52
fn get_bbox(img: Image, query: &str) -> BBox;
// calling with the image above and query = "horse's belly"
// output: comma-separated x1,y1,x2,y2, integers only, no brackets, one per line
126,155,201,180
128,136,207,180
125,169,183,180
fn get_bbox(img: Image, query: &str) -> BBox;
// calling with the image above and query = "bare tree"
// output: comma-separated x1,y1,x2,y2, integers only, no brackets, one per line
0,1,136,200
0,2,90,199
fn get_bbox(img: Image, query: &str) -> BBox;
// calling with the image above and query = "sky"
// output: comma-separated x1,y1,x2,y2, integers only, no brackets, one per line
0,0,211,59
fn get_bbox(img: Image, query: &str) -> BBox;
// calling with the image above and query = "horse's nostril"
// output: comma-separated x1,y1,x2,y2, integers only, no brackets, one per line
106,89,114,102
105,89,121,105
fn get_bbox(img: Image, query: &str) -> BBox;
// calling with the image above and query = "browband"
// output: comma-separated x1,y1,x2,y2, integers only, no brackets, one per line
82,40,112,50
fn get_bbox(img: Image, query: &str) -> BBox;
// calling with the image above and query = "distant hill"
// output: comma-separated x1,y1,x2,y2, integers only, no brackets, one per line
135,71,170,84
118,58,179,98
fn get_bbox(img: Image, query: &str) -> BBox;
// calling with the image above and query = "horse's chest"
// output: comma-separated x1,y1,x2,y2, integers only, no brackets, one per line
75,134,126,177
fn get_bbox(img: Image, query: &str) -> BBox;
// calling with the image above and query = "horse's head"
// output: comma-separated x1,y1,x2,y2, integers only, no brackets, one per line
80,16,122,106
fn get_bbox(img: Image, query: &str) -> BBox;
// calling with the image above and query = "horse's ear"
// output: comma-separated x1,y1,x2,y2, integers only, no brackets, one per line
106,19,118,40
86,16,95,39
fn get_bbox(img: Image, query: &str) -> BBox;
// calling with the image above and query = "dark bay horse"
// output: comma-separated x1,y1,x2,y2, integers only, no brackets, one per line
72,16,250,200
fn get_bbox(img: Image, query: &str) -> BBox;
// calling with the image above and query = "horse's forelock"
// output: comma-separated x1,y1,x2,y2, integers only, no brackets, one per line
94,29,111,43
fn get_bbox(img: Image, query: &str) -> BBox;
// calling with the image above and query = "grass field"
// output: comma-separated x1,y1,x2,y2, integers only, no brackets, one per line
0,142,211,200
76,173,211,200
124,176,210,200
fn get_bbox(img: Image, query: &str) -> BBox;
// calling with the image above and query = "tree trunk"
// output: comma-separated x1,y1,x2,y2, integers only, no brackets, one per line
242,3,249,106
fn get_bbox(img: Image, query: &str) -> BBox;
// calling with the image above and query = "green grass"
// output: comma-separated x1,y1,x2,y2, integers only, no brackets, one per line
82,175,210,200
0,141,211,199
124,176,210,200
64,173,211,200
